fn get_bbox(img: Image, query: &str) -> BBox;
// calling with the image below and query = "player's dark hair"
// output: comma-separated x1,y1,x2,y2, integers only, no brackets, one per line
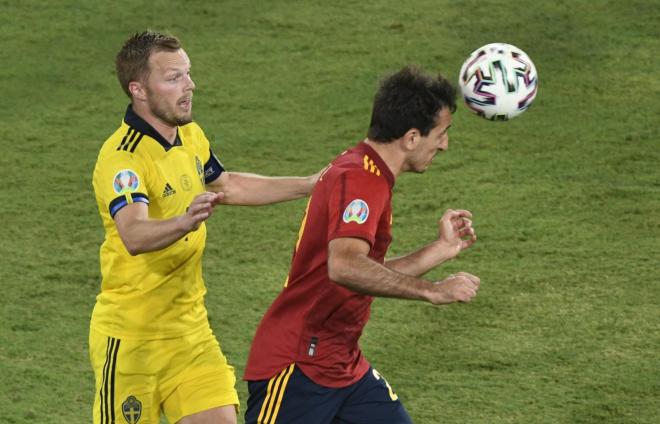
367,65,457,143
115,30,182,98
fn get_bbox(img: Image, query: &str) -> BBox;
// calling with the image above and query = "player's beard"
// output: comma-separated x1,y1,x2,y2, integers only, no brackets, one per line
147,94,193,127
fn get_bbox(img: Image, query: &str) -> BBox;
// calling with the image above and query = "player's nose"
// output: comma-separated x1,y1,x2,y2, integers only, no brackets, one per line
185,74,195,91
438,138,448,151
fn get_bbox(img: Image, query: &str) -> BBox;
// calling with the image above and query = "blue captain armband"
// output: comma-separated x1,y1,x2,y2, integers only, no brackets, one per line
204,149,225,184
109,192,149,218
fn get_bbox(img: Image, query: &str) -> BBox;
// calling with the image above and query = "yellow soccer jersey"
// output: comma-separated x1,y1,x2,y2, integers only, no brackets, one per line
91,106,225,339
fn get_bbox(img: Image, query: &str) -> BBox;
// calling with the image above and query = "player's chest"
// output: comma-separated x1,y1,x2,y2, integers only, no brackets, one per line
148,148,206,213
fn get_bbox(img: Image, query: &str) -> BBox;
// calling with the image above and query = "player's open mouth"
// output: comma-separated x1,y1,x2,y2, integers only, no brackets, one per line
178,97,192,110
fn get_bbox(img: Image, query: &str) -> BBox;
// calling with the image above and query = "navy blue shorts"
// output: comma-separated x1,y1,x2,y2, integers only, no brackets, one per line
245,364,412,424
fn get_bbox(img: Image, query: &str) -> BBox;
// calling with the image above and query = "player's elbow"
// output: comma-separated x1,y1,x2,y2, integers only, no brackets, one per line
123,241,144,256
119,235,146,256
327,255,353,284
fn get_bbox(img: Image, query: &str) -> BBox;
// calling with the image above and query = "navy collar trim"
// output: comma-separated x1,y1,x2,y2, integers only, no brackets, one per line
123,105,182,151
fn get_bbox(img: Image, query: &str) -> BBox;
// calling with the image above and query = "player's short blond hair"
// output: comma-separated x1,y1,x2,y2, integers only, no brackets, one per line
115,30,181,98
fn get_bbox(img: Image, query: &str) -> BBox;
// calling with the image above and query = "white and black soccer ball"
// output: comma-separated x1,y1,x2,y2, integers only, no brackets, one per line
458,43,538,120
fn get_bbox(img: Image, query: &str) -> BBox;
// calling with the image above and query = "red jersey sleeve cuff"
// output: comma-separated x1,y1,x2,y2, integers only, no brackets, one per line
328,230,375,248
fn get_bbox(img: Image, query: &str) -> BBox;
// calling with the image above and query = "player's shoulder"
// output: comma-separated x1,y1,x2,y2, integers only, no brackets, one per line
331,149,388,182
321,160,388,194
98,122,150,157
179,120,205,136
95,124,157,177
179,121,209,145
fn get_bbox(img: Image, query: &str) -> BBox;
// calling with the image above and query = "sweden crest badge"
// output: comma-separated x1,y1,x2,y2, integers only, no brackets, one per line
122,395,142,423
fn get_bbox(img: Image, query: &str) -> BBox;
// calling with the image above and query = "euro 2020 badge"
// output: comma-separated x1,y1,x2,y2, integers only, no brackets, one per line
343,199,369,224
113,169,140,195
122,395,142,423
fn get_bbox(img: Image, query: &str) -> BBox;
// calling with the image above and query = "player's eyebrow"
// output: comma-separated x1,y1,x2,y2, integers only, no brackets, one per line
441,124,452,134
163,62,191,72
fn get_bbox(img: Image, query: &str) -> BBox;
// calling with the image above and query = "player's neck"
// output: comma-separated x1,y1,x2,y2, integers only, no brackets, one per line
132,102,178,144
363,139,404,179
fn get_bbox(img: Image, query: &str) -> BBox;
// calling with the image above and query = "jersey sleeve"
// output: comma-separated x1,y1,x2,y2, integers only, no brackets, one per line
192,123,225,184
327,169,389,247
93,151,150,219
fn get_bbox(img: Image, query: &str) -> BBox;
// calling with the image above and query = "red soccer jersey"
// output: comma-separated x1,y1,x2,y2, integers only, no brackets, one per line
244,142,395,388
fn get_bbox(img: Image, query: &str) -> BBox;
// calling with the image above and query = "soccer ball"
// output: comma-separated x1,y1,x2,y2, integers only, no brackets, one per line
458,43,538,120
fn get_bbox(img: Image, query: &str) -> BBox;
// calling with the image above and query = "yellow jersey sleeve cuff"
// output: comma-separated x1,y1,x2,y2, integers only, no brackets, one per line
109,192,149,218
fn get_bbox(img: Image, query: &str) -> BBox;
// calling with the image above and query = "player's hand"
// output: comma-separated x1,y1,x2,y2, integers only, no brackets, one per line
181,191,224,231
311,164,332,185
437,209,476,258
427,272,480,305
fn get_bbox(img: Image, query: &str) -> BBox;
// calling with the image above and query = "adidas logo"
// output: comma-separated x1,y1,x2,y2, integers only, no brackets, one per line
162,183,176,198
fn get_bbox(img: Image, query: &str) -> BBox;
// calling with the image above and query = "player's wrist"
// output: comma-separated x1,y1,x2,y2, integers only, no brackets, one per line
420,280,443,304
426,279,456,305
429,240,459,262
304,174,317,194
175,214,193,233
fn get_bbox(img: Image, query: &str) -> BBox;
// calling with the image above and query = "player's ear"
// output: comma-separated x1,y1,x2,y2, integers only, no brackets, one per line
129,81,147,101
401,128,421,152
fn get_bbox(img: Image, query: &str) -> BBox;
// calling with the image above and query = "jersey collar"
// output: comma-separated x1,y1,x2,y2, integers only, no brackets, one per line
357,141,395,187
123,104,182,151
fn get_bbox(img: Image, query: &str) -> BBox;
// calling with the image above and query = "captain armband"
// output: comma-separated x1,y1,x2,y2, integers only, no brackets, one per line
204,149,225,184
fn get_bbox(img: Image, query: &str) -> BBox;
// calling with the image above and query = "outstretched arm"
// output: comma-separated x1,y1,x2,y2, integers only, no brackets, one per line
206,169,322,206
385,209,476,277
114,191,223,255
328,237,480,305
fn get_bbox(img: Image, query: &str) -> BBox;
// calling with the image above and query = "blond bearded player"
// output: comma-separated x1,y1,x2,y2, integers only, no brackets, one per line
90,31,318,424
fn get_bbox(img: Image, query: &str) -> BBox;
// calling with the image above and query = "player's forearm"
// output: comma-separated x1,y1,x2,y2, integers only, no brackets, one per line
384,240,457,277
214,172,315,205
119,216,189,255
328,253,434,302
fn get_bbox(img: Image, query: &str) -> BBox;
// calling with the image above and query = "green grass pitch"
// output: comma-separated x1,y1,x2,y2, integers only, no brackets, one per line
1,0,658,423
